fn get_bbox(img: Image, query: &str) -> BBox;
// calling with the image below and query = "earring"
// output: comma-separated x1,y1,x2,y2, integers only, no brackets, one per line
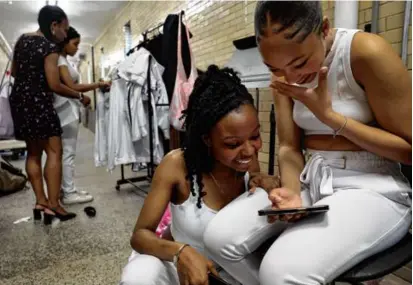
52,30,55,36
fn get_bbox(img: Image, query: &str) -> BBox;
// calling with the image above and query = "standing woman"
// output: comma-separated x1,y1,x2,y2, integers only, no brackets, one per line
9,5,91,224
54,26,110,205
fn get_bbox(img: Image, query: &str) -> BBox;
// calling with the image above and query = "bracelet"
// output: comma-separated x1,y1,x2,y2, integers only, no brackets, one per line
173,244,190,267
333,116,347,138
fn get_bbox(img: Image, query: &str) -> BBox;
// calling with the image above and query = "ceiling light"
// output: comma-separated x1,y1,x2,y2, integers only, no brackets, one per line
8,1,12,4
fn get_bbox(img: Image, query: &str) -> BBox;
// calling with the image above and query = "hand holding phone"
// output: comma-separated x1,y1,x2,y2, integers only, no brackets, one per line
267,187,304,222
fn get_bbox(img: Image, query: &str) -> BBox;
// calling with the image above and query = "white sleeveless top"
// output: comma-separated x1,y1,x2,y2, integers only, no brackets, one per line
293,28,375,135
170,173,249,256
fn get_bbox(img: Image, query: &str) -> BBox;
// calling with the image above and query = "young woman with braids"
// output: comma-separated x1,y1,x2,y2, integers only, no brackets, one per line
203,1,411,285
120,65,262,285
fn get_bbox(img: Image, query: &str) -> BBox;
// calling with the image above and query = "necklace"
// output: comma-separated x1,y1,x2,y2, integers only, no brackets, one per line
209,172,238,199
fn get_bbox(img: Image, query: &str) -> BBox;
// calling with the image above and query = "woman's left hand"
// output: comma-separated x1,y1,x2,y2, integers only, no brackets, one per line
273,66,333,123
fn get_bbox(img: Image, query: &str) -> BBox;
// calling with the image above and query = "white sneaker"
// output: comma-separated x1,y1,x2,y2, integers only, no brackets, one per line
77,190,90,196
61,192,94,205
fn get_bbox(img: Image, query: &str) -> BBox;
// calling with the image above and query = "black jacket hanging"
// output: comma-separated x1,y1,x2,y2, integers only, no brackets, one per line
161,13,192,101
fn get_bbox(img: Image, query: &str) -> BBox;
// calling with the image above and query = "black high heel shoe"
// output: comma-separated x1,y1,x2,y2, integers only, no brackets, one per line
44,208,76,225
33,203,48,220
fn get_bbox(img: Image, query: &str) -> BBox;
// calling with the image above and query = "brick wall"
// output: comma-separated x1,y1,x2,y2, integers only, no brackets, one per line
358,0,412,74
87,0,411,175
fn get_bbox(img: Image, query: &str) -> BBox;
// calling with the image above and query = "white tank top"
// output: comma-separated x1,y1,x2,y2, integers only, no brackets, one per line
170,173,249,256
293,28,375,135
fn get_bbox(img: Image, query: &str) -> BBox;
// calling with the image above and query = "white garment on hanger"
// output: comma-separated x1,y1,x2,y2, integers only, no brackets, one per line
107,78,138,171
117,47,169,165
94,89,110,167
99,48,170,171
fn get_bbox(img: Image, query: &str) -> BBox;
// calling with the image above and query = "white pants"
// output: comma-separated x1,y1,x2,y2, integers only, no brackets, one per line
61,120,79,195
120,250,241,285
203,150,412,285
120,251,179,285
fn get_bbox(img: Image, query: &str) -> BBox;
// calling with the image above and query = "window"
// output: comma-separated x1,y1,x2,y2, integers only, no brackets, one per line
123,21,132,56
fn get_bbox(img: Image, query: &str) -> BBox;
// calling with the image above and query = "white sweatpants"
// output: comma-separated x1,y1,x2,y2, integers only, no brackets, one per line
61,120,79,196
120,251,180,285
203,150,412,285
120,250,241,285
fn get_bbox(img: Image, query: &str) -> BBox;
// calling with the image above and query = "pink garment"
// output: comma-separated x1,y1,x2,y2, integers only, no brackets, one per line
169,13,197,131
155,204,172,238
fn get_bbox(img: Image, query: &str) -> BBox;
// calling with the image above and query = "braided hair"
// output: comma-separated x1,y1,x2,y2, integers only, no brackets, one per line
255,1,323,43
180,65,255,208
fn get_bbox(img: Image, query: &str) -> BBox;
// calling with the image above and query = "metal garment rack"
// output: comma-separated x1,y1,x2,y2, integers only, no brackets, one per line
115,22,170,193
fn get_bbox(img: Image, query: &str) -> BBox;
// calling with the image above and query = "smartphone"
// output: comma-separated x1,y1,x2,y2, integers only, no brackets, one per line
258,205,329,216
208,272,231,285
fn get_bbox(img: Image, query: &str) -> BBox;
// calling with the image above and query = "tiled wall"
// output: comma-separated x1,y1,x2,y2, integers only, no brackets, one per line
86,0,411,174
359,0,412,74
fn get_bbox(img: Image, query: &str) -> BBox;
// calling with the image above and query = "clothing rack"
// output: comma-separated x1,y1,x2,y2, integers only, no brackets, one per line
115,21,171,193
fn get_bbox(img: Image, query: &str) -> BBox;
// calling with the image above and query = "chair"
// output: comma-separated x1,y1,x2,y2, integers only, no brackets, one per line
329,232,412,285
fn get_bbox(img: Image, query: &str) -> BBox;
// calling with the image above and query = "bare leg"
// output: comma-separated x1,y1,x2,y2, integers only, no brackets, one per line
25,140,48,206
43,136,66,213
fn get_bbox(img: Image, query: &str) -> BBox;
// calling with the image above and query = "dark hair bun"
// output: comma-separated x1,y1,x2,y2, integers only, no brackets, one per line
38,5,67,41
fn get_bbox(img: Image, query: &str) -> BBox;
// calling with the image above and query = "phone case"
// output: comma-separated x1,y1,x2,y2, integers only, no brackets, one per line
258,205,329,216
208,273,231,285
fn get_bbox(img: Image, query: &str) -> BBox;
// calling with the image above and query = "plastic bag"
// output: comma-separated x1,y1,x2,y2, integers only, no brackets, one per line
0,79,14,139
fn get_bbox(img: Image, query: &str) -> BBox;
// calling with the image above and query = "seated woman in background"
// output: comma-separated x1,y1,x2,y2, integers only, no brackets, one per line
120,65,262,285
54,26,110,205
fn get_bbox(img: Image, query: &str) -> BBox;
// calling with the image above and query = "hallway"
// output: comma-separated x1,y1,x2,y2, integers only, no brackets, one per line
0,126,147,285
